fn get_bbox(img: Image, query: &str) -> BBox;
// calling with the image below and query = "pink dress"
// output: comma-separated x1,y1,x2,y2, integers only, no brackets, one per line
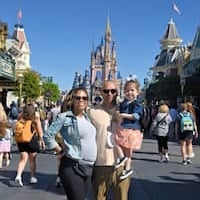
0,129,11,152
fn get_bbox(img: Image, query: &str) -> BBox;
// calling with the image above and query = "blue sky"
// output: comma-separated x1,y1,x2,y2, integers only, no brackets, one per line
1,0,200,91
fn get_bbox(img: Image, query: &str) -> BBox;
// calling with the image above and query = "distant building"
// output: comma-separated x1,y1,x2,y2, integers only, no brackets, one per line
151,18,190,80
72,17,123,104
0,12,31,107
151,18,200,102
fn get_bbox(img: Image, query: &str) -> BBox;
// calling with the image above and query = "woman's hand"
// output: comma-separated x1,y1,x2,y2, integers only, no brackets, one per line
39,138,46,150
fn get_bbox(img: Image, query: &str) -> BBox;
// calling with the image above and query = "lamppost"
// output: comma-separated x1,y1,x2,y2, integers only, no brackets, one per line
18,73,23,108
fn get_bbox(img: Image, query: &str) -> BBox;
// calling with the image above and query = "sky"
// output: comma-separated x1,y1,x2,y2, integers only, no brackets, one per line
1,0,200,91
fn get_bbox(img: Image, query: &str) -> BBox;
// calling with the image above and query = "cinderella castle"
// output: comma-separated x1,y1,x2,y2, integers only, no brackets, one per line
71,17,124,104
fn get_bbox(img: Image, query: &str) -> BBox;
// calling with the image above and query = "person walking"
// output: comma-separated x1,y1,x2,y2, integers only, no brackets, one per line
114,79,144,180
0,102,11,168
175,103,198,165
186,101,198,158
150,104,172,162
44,87,97,200
88,80,130,200
15,103,45,186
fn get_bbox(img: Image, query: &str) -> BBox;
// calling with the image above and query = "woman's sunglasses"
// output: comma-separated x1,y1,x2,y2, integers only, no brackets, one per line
74,96,88,101
102,89,117,94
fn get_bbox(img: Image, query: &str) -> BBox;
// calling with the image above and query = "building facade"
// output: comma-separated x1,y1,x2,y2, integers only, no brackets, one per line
0,16,31,108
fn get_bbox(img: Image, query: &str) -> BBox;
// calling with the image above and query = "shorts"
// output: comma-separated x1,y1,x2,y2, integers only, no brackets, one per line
178,131,193,141
17,142,39,153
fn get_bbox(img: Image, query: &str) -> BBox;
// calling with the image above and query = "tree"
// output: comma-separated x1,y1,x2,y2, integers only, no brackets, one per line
146,76,181,104
15,70,41,101
42,82,60,103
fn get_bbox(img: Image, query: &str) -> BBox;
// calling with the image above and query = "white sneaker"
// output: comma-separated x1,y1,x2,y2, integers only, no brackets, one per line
15,176,23,186
165,154,169,162
189,152,195,158
56,176,62,188
30,177,38,184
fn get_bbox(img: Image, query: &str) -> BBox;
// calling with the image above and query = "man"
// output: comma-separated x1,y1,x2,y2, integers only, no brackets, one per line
88,80,130,200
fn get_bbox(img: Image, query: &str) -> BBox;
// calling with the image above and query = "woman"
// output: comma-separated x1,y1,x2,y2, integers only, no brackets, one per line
44,87,97,200
186,101,198,158
176,103,198,165
15,103,45,186
150,104,172,162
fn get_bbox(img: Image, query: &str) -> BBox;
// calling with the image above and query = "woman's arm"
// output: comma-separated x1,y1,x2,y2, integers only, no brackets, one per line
35,117,45,150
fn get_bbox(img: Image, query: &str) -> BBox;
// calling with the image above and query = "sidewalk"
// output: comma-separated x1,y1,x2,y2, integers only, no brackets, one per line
132,138,200,200
0,138,200,200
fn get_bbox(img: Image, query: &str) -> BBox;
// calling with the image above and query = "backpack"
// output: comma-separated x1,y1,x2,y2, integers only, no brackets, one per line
14,119,36,143
10,106,19,119
179,112,194,133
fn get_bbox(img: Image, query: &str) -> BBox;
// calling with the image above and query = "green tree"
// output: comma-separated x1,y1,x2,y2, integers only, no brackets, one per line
42,82,60,103
146,76,181,104
15,70,40,101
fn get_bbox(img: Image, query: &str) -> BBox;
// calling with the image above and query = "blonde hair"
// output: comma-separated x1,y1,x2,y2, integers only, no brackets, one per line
180,103,188,112
0,102,7,121
159,104,169,113
0,102,8,137
186,101,196,121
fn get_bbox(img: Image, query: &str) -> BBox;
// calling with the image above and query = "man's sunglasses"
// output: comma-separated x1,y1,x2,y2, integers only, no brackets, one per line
102,89,117,94
74,96,88,101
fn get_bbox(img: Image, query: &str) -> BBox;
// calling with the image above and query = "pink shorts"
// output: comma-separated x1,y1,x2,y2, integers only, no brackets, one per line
0,141,11,152
115,128,143,150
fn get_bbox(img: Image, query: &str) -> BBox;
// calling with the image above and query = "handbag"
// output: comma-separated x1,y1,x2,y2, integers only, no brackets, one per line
72,163,93,178
151,114,168,136
28,133,39,150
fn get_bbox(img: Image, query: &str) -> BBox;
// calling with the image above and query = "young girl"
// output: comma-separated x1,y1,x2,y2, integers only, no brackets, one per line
114,79,143,180
150,104,172,162
0,103,11,168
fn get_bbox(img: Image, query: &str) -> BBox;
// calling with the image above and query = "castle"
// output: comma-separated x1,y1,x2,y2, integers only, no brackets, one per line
71,17,123,104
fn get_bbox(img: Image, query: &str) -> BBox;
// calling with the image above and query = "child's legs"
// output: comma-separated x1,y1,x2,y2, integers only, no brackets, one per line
0,153,3,168
156,136,164,155
163,136,168,153
186,138,193,157
115,143,125,159
180,140,187,160
123,148,132,170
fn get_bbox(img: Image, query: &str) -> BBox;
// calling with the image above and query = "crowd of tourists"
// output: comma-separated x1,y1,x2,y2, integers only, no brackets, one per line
0,79,199,200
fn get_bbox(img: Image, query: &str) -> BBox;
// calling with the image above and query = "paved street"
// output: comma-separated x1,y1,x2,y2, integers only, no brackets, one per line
0,138,200,200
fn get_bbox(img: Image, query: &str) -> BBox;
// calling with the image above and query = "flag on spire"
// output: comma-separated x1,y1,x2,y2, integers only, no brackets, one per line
172,3,181,15
17,9,22,23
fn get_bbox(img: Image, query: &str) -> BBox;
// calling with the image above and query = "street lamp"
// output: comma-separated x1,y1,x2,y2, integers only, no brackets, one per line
18,73,23,108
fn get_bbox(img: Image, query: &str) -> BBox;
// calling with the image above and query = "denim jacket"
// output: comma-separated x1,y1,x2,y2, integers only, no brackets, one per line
44,110,91,160
120,98,143,130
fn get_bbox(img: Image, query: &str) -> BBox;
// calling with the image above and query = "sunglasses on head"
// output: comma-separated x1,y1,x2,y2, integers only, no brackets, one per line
102,89,117,94
74,96,88,101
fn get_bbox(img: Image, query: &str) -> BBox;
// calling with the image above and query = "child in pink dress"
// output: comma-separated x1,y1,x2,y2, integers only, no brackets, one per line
114,79,143,180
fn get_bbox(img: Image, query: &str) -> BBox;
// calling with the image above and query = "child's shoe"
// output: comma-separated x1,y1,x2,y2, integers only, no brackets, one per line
120,169,133,180
115,157,128,169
